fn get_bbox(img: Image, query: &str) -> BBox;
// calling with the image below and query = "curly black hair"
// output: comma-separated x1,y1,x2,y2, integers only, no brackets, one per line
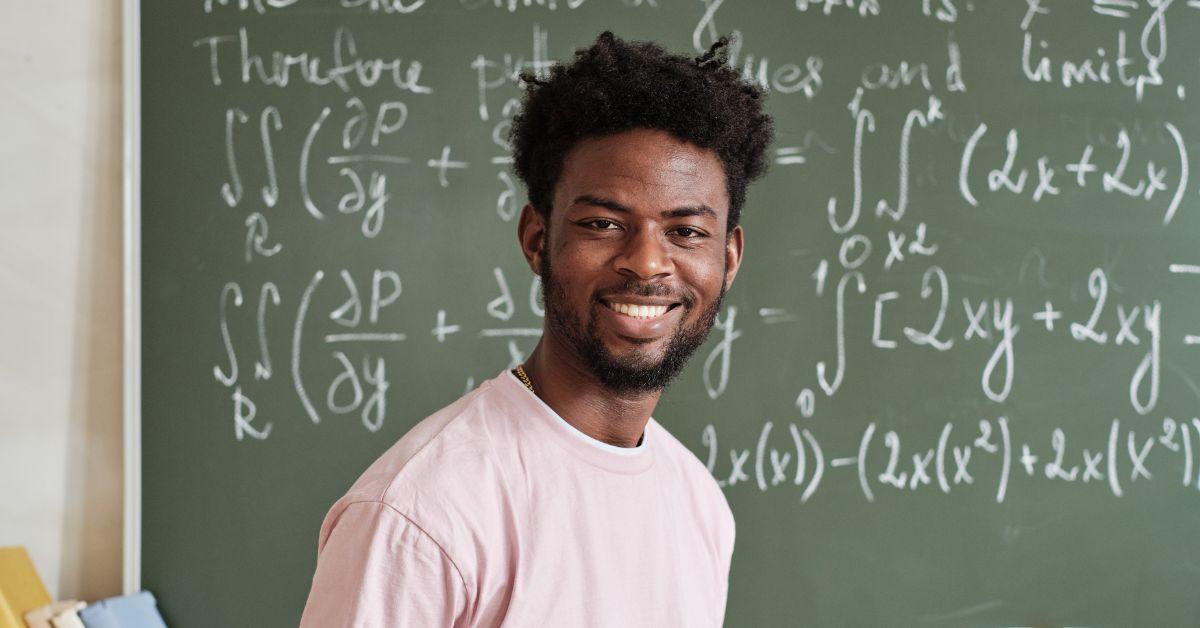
509,31,775,235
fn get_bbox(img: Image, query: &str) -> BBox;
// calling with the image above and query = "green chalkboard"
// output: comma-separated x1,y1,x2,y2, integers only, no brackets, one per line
138,1,1200,625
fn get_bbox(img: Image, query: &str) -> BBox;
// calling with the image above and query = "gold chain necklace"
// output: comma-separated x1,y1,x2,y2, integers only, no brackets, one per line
514,363,535,394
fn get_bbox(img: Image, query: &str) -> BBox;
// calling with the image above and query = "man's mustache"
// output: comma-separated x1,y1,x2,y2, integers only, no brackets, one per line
596,282,694,308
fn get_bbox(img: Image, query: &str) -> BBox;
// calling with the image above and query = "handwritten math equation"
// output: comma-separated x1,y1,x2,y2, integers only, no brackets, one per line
701,415,1200,503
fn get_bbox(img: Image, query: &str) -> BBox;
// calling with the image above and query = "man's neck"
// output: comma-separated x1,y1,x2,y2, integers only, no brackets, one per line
519,338,660,448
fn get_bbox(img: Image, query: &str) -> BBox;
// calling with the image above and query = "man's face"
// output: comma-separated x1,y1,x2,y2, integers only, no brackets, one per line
522,128,744,393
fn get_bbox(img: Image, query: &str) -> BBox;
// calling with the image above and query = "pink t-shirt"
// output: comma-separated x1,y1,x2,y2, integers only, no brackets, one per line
299,369,735,627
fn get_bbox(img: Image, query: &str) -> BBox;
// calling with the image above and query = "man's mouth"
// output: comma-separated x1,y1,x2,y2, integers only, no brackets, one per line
600,300,682,320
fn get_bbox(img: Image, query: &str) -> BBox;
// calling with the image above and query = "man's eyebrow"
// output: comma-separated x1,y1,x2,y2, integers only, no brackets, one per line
571,194,632,213
570,195,718,220
662,205,717,220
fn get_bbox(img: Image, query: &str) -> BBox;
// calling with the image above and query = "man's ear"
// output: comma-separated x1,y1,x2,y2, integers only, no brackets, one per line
517,203,547,275
723,225,744,289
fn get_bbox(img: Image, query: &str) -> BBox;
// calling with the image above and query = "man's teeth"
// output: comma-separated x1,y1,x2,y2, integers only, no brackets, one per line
608,302,670,319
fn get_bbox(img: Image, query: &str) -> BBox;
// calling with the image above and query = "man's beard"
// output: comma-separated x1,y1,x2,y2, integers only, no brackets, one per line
539,247,725,394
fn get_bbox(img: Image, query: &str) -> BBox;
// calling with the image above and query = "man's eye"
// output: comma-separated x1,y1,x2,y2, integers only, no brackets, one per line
672,226,704,238
586,219,619,230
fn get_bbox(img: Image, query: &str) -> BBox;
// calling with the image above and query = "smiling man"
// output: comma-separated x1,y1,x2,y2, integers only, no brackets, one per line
300,32,773,627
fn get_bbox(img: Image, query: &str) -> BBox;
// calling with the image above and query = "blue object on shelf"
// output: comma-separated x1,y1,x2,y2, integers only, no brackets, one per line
78,591,167,628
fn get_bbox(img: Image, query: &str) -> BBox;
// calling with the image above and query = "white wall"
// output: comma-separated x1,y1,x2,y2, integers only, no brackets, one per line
0,2,124,603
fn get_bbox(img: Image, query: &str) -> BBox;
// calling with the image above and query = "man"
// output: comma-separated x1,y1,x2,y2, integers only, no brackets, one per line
300,31,773,626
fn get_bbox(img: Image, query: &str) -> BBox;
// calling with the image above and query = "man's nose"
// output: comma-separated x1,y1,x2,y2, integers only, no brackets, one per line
615,226,674,280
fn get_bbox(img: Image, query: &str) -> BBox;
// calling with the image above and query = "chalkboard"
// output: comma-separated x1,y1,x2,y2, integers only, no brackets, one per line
135,1,1200,625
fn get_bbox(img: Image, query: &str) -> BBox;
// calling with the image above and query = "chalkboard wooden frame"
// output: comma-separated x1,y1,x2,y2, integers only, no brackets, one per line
121,0,143,596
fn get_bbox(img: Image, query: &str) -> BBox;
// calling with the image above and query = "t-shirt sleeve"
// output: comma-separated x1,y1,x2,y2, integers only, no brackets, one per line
299,500,471,628
715,499,736,623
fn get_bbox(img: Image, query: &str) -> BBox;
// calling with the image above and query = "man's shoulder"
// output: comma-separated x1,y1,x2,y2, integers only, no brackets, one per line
338,374,513,508
648,417,735,532
317,373,526,565
648,416,717,485
313,372,532,588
